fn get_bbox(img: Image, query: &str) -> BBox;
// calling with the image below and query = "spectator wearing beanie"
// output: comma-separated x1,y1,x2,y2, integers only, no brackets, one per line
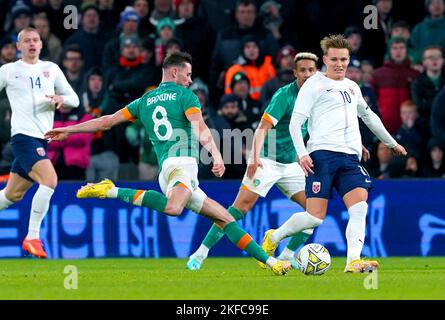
370,36,420,133
422,138,445,177
229,71,262,129
102,6,140,71
224,35,276,101
0,36,17,66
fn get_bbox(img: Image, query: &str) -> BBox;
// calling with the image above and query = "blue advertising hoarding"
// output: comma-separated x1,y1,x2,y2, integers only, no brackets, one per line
0,180,444,259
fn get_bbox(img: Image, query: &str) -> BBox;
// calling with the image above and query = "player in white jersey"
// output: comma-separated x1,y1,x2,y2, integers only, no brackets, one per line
0,28,79,258
260,35,407,273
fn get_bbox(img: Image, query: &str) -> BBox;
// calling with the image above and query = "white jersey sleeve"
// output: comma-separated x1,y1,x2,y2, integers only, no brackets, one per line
357,89,398,148
54,64,79,108
0,65,6,91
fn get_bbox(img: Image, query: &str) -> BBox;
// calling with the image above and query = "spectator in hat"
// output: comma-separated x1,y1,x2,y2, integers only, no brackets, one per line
33,13,63,64
259,1,283,41
64,4,110,70
346,58,381,157
209,0,279,103
105,34,157,163
224,35,276,101
217,93,249,179
0,36,17,66
260,44,297,106
422,138,445,177
230,71,262,129
7,1,32,39
411,0,445,54
370,36,420,133
102,6,140,71
411,45,445,127
154,17,177,66
174,0,213,82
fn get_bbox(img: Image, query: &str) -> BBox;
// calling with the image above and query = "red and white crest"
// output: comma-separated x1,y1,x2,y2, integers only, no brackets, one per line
36,147,46,157
312,181,321,194
349,88,355,96
43,71,50,78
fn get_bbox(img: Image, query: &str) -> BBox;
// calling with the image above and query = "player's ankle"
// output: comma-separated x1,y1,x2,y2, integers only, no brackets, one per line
107,187,118,198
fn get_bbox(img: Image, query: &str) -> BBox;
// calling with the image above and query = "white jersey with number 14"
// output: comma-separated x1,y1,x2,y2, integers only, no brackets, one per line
0,60,79,139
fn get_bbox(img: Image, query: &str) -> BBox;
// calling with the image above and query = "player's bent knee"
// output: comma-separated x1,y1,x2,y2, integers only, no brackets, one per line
5,191,25,203
164,203,184,216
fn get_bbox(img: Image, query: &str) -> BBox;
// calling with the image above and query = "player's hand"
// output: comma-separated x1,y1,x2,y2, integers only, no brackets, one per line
212,162,225,178
362,145,370,162
44,128,70,141
46,94,64,110
247,158,263,179
391,144,408,156
299,155,314,177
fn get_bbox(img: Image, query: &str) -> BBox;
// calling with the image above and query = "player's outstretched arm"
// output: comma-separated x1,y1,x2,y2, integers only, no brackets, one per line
246,118,272,179
187,111,225,178
359,108,408,157
44,108,130,141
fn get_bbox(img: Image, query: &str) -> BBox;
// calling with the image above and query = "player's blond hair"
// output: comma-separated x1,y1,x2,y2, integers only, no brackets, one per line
320,34,352,55
294,52,319,67
17,27,40,42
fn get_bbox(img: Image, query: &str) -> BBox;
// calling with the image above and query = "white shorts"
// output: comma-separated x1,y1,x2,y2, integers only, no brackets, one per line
158,157,207,213
241,158,306,198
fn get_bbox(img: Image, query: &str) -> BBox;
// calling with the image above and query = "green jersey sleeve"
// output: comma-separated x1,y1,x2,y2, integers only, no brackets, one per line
263,88,287,126
126,97,142,119
182,89,202,115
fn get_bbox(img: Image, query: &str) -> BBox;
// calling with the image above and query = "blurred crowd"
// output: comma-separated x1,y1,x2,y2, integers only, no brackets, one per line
0,0,445,182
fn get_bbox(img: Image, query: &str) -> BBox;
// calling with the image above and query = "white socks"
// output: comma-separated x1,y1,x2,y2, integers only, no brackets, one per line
192,244,209,263
27,185,54,240
107,187,118,199
346,201,368,264
0,189,14,210
271,211,323,244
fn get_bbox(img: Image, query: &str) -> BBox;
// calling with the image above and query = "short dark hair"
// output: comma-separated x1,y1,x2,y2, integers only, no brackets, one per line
162,51,192,69
391,20,410,32
63,44,83,59
236,0,256,9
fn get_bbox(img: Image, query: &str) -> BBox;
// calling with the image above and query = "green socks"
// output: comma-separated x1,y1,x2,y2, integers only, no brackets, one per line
223,221,269,263
286,231,312,251
116,188,167,212
202,206,244,249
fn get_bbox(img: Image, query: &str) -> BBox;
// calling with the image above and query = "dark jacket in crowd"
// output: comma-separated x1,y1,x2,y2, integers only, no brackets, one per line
431,88,445,147
64,29,109,70
411,72,445,124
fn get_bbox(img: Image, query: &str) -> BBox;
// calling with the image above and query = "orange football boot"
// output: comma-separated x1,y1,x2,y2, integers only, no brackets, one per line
22,237,48,259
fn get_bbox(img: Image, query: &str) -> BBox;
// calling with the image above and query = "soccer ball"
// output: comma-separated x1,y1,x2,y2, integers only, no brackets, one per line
296,243,331,275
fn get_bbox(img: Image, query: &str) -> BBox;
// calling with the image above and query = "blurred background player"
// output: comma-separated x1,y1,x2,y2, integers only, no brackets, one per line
187,52,318,270
268,35,407,273
45,52,291,276
0,27,79,258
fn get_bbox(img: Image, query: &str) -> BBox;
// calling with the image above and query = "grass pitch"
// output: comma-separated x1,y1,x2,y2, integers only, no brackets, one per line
0,257,444,300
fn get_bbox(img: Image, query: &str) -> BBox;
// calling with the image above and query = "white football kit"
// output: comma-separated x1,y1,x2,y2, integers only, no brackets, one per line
0,60,79,139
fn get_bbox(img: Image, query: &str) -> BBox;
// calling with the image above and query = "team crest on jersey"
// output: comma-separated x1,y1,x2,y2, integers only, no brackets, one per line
36,147,46,157
312,181,321,194
43,71,50,78
349,88,355,96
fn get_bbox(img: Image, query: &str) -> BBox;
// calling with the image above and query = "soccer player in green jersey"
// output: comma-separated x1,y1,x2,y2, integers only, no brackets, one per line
187,52,320,270
45,52,291,275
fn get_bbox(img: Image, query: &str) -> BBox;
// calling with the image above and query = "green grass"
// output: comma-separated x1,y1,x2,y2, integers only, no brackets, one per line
0,257,444,300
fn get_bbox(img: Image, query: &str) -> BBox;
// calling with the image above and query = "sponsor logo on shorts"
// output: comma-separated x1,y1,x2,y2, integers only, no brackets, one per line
253,179,261,187
36,147,46,157
191,180,196,190
312,181,321,194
